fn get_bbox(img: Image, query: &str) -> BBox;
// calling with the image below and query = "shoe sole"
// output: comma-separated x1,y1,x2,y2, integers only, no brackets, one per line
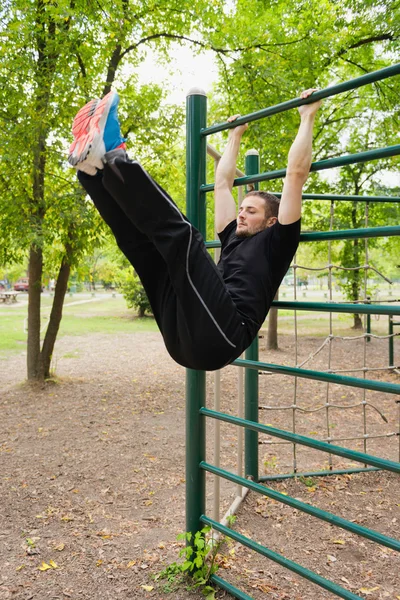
68,91,117,170
69,98,99,158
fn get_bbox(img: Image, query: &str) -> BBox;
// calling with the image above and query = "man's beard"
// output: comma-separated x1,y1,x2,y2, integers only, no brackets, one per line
236,219,268,238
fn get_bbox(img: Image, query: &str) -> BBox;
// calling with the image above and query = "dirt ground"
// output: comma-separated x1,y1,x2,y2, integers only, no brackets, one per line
0,330,399,600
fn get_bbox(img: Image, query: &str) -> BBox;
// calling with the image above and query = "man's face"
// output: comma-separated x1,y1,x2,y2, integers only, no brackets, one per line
236,196,276,238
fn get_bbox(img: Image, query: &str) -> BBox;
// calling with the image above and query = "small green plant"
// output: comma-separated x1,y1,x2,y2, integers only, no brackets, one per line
156,526,225,599
299,475,315,488
263,454,278,472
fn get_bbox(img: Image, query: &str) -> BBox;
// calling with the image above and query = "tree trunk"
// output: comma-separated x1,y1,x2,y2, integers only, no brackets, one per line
40,255,71,379
26,0,59,380
27,245,43,380
266,289,279,350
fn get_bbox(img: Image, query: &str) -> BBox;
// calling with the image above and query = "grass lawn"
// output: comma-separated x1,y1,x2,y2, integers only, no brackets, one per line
0,289,397,358
0,293,158,358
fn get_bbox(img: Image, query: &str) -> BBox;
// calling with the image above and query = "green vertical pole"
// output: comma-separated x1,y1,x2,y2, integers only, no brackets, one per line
244,149,260,482
389,315,394,367
185,88,207,538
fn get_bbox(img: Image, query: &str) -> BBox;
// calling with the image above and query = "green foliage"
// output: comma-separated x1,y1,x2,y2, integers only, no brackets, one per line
299,476,316,488
156,526,230,599
119,270,152,317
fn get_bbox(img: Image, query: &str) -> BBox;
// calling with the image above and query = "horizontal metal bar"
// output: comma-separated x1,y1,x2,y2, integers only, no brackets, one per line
260,467,379,481
210,575,254,600
301,225,400,241
201,462,400,551
200,408,400,473
271,192,400,203
205,225,400,248
202,63,400,136
233,358,400,395
272,301,400,316
201,145,400,192
203,516,362,600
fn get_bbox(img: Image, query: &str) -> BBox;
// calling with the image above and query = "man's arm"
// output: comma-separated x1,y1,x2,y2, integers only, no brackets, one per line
215,116,248,233
279,89,322,225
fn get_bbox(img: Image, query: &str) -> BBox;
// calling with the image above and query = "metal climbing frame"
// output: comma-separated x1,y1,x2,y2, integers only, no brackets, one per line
185,64,400,600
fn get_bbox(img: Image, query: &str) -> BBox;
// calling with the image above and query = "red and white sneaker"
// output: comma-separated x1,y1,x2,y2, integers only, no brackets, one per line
68,98,100,175
68,91,125,175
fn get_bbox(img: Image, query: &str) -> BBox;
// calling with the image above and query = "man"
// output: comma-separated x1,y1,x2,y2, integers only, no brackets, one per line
69,89,321,371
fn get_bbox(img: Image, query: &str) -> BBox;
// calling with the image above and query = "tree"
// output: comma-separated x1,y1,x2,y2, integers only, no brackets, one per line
206,0,399,329
0,0,225,381
119,271,152,318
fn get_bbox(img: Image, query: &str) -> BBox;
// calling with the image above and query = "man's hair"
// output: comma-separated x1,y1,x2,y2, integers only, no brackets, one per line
245,190,280,219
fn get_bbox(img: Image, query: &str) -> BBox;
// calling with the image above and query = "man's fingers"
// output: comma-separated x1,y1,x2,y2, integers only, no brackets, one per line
227,114,241,123
300,88,319,99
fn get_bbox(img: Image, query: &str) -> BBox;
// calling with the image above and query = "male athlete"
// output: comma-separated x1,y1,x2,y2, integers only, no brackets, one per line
69,89,321,371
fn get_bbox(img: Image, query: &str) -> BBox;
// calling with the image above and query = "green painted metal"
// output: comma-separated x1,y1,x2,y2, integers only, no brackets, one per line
185,66,400,600
200,407,400,473
201,63,400,136
300,225,400,241
205,225,400,248
185,89,207,539
201,144,400,192
271,192,400,203
203,516,363,600
244,151,260,481
272,300,400,316
210,575,254,600
234,358,400,395
260,467,379,481
201,462,400,551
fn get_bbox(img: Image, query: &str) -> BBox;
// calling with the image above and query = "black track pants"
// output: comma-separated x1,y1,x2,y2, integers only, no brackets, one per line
77,158,253,370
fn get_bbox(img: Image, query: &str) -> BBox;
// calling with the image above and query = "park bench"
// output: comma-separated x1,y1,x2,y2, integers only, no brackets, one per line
0,291,20,304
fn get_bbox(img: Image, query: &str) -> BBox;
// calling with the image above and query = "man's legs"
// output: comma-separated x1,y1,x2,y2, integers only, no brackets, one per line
77,170,187,362
98,155,252,370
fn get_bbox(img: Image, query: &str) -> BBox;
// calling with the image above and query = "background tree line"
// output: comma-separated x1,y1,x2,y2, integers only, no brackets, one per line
0,0,399,380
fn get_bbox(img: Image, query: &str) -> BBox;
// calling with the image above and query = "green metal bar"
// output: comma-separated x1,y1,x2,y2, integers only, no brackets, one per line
201,63,400,136
233,358,400,395
200,407,400,473
210,575,254,600
244,150,260,481
271,192,400,203
201,144,400,192
389,315,394,367
203,516,363,600
300,225,400,241
272,300,400,316
204,225,400,248
201,462,400,551
185,88,207,539
260,467,379,481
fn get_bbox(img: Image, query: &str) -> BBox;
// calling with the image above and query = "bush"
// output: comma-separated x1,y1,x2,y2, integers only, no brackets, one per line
119,271,152,317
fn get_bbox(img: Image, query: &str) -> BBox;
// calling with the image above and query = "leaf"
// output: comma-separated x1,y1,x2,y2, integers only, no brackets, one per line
126,560,136,568
141,585,154,592
38,562,52,571
49,560,58,569
327,555,337,562
54,543,65,551
332,539,346,545
359,587,380,594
